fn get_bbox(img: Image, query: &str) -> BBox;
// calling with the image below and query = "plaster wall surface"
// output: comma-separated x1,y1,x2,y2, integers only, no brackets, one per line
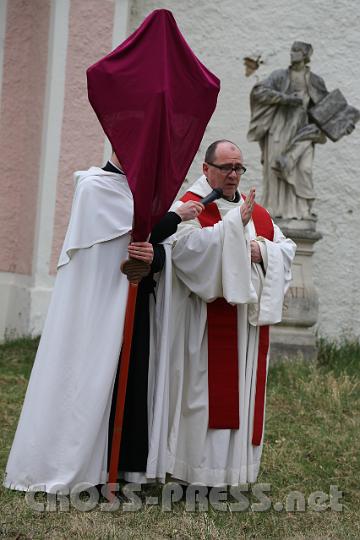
0,0,51,275
130,0,360,338
50,0,115,273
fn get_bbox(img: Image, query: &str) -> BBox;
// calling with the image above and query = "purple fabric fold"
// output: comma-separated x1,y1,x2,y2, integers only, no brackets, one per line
87,9,220,240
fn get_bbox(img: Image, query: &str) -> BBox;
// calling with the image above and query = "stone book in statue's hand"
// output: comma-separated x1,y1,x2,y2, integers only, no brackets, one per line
309,89,360,142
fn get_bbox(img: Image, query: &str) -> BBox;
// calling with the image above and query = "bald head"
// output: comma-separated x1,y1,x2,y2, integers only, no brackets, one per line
205,139,241,164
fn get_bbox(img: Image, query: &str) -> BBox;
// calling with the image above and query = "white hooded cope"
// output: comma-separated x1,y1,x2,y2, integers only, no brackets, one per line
4,168,134,492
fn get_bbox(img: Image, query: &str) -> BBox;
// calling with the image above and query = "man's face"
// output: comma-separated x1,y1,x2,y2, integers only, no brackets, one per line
203,142,244,200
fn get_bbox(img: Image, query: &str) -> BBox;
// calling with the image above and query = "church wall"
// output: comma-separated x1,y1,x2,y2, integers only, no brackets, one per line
0,0,126,339
0,0,359,340
0,0,51,275
0,0,51,338
49,0,115,274
129,0,360,339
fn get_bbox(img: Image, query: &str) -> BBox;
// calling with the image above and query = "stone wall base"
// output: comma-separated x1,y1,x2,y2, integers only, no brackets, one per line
0,272,53,340
270,325,317,363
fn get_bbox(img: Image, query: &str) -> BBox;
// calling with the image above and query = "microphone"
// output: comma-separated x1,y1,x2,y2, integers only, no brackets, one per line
200,188,223,206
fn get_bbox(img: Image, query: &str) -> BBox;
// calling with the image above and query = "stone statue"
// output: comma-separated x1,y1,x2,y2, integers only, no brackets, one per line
247,42,359,359
247,41,358,221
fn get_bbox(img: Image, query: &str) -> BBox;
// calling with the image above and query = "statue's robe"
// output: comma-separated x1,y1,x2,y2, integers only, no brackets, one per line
248,67,328,219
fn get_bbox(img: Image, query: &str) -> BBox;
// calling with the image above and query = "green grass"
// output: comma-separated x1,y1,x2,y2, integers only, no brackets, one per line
0,337,359,539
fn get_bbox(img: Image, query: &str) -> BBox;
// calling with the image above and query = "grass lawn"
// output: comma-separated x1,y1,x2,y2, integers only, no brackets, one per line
0,337,359,539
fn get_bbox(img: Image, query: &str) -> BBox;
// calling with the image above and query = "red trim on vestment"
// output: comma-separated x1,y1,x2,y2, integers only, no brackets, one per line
207,299,239,428
180,191,274,442
252,325,270,445
181,191,240,429
241,194,274,445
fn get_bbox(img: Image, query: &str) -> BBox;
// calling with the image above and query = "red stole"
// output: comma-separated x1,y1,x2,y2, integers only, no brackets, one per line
180,191,274,445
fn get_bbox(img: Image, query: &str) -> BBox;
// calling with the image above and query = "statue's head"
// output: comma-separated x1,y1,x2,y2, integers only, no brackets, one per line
290,41,313,65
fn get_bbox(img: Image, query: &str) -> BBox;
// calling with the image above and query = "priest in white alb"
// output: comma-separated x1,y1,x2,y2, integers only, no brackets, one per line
164,139,296,486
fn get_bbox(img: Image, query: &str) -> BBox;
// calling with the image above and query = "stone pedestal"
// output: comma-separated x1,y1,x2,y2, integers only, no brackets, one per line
270,218,322,361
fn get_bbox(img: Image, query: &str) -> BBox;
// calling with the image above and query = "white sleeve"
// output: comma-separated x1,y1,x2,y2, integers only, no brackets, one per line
255,223,296,325
171,205,258,304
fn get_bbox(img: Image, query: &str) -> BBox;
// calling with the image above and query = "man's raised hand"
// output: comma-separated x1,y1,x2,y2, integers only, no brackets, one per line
241,187,256,226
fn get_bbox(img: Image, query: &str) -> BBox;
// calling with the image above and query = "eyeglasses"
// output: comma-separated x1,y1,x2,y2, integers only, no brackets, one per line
206,162,247,175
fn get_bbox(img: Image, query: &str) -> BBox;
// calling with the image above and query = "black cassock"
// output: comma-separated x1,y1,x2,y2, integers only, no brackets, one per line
105,160,181,472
